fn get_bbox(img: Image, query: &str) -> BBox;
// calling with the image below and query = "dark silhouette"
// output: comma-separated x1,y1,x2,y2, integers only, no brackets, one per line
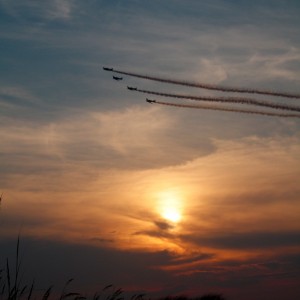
146,98,156,104
127,86,137,90
113,76,123,81
158,294,226,300
198,294,226,300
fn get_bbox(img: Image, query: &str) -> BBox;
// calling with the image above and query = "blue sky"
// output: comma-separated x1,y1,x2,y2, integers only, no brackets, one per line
1,1,300,300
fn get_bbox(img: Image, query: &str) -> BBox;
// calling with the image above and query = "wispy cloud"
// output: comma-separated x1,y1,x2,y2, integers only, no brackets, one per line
0,0,75,20
92,106,173,154
0,85,37,102
181,230,300,250
248,47,300,81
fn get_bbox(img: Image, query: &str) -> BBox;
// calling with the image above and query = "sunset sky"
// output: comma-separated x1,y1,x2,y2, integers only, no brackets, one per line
0,1,300,300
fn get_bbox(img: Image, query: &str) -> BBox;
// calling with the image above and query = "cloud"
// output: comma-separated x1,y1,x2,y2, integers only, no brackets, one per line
0,103,216,178
1,0,299,106
92,105,173,154
0,0,75,20
181,231,300,250
51,0,75,20
248,47,300,81
132,217,177,240
0,85,38,103
90,237,115,244
0,237,175,295
154,220,174,231
133,230,174,240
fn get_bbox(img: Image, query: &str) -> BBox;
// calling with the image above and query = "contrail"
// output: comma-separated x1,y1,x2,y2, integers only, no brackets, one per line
112,69,300,99
148,99,300,118
134,88,300,112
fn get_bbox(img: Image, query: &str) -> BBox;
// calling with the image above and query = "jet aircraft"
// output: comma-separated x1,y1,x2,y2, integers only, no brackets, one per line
146,98,156,104
103,67,113,71
113,76,123,81
127,86,137,91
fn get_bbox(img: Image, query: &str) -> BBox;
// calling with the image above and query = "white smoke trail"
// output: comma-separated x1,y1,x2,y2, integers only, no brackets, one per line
135,89,300,112
113,69,300,99
149,99,300,118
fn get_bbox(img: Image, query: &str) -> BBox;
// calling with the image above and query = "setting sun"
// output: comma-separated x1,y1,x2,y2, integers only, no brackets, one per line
162,207,181,223
156,190,183,223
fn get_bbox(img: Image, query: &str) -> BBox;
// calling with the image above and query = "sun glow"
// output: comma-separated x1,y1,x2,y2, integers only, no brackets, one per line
157,190,183,223
162,207,181,223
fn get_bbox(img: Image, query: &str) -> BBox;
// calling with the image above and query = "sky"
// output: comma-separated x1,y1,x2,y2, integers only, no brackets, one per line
0,1,300,299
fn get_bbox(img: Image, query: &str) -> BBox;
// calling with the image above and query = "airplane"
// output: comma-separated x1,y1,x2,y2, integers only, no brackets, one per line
103,67,113,71
146,98,156,104
113,76,123,81
127,86,137,91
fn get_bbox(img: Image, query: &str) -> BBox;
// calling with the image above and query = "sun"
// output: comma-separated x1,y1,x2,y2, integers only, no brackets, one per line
162,207,181,223
157,190,183,224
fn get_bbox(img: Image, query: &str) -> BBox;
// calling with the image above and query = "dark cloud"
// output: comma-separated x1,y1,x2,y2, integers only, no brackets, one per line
90,237,115,243
0,237,174,295
181,230,300,249
154,220,174,231
10,236,298,300
167,253,216,266
168,252,300,300
133,218,177,239
215,188,300,206
133,230,174,240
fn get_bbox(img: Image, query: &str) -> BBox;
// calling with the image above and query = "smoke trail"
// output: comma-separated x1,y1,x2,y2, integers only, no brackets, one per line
135,89,300,112
149,99,300,118
113,69,300,99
